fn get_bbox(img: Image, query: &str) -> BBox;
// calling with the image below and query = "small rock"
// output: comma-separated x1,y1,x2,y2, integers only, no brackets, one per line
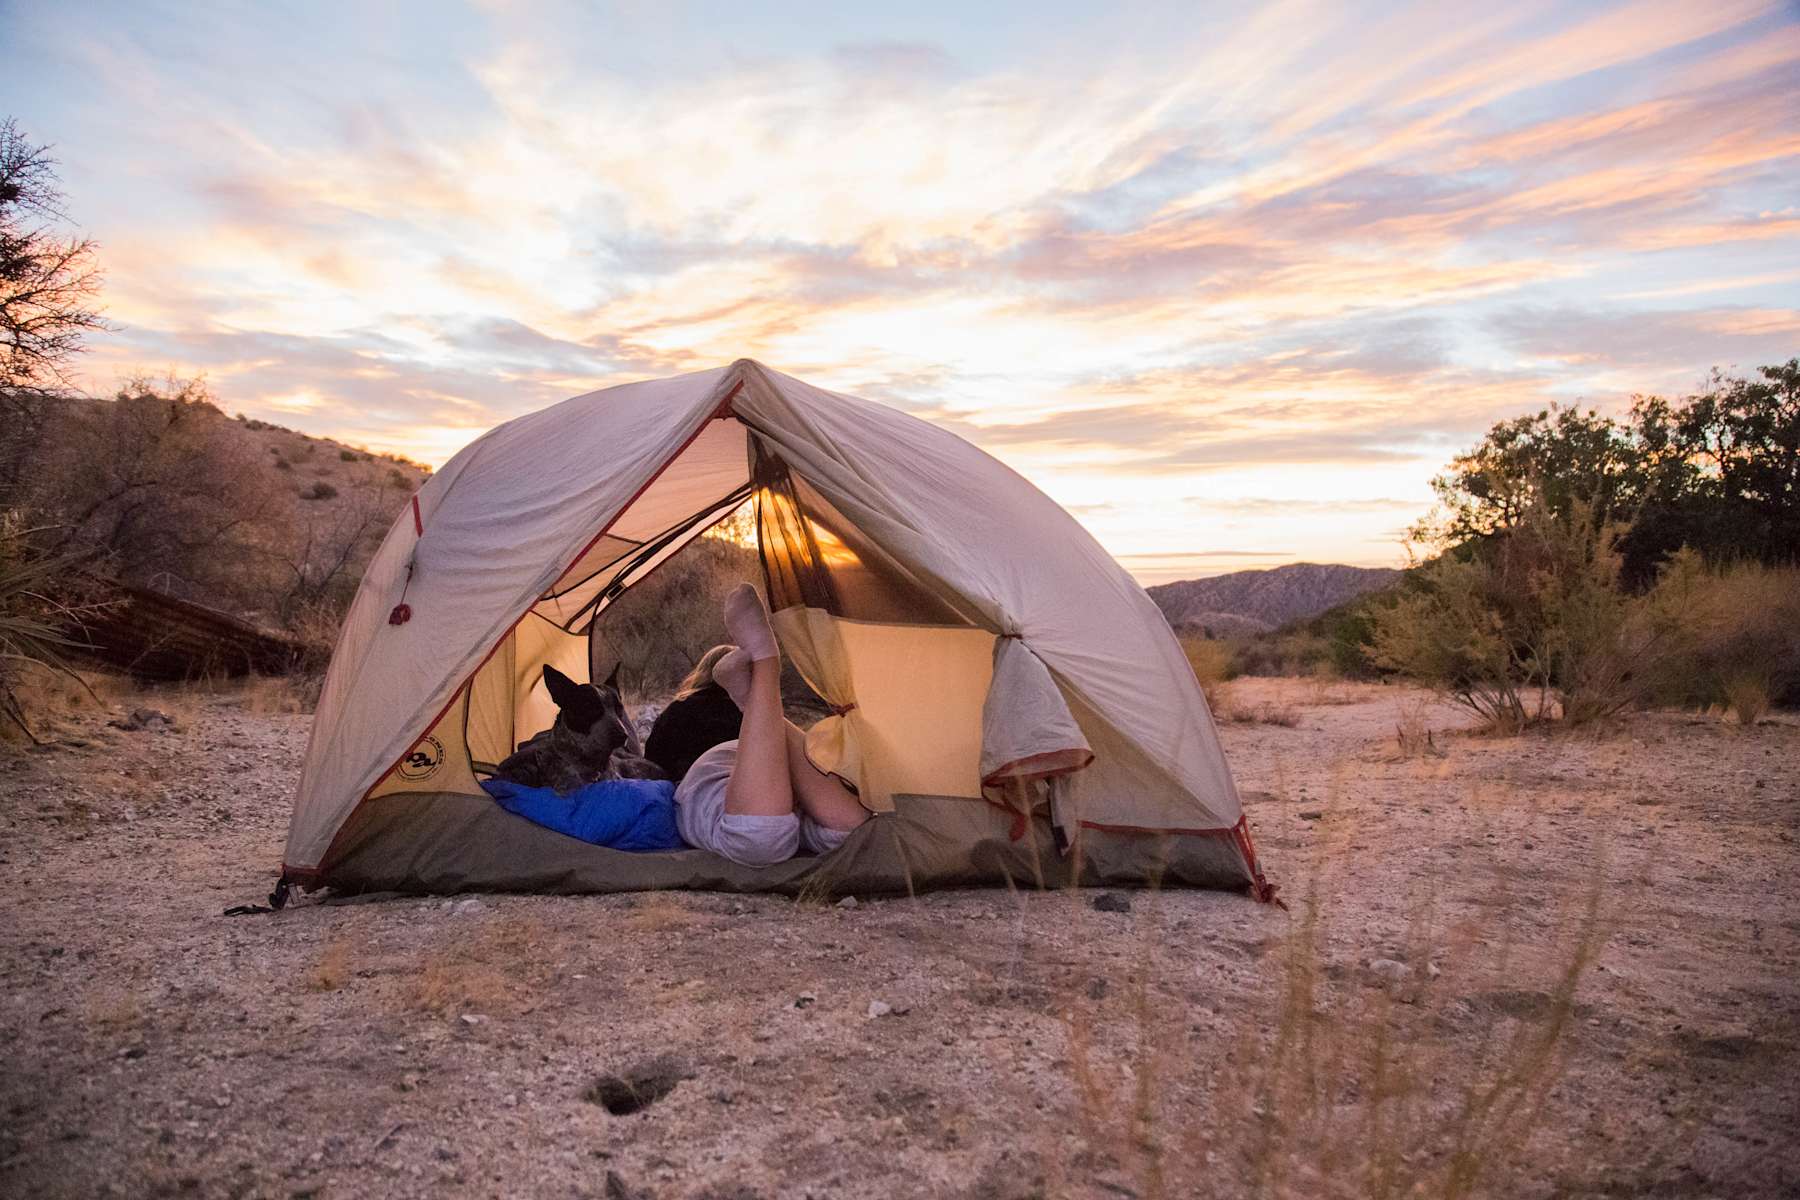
1366,958,1411,985
1426,961,1441,980
794,992,817,1009
451,898,487,916
1298,810,1324,821
459,1014,484,1026
1092,892,1132,913
867,1000,892,1018
396,1074,421,1093
836,896,858,909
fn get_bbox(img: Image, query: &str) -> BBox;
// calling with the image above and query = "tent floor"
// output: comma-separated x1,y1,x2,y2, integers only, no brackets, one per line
312,790,1258,897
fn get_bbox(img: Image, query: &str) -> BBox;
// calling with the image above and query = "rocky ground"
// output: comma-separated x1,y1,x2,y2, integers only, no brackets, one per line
1,677,1796,1199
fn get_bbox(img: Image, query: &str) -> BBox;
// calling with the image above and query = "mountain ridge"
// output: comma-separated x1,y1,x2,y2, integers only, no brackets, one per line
1146,562,1401,637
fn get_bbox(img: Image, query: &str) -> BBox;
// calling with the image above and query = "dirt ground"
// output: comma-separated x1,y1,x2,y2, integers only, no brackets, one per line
1,677,1796,1199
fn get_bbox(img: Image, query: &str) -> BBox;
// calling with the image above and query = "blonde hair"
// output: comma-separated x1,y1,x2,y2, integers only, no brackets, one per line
673,644,736,700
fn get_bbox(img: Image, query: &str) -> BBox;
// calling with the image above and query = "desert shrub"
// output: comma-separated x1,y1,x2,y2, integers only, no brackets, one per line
1324,607,1379,678
1373,502,1705,730
1371,553,1540,732
338,448,359,462
1516,504,1693,726
1644,559,1800,719
301,480,337,500
0,513,115,740
1181,635,1236,704
1232,630,1334,678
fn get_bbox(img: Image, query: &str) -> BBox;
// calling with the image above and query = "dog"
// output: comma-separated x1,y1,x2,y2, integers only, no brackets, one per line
495,664,666,792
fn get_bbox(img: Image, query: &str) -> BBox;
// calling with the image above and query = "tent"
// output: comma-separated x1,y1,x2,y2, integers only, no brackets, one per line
281,359,1275,901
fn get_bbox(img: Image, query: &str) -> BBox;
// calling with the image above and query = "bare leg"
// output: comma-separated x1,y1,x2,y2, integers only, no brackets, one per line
724,657,793,817
784,723,868,832
714,601,866,830
720,586,793,818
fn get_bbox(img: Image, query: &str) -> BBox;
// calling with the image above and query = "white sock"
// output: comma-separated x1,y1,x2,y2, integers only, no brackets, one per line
713,647,753,709
722,583,779,662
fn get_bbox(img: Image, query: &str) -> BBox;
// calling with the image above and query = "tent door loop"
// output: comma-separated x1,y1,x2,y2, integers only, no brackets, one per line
223,873,292,917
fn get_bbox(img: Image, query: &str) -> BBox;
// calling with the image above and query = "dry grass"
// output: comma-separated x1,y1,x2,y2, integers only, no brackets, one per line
0,664,129,746
620,892,701,932
1392,696,1446,759
1054,827,1608,1199
1720,673,1772,727
305,938,352,992
1183,636,1236,709
1212,683,1304,727
406,956,516,1016
237,673,320,715
393,916,550,1017
81,989,147,1032
1301,677,1364,707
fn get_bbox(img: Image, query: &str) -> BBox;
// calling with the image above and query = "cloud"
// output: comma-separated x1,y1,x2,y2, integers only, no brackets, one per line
7,0,1796,575
1491,305,1800,373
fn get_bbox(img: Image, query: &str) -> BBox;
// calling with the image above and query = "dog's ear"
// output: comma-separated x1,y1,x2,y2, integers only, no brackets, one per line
542,665,583,709
540,665,605,733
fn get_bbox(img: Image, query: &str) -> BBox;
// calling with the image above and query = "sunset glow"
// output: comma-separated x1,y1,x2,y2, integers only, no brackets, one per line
6,1,1796,581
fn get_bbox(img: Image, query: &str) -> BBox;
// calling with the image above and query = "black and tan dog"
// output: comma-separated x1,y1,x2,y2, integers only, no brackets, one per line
495,665,665,792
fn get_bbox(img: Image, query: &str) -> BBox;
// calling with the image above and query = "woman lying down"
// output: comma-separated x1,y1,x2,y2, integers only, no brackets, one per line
481,585,870,867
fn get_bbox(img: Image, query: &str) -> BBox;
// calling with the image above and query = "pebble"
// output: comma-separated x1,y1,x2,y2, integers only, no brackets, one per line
1366,958,1411,984
836,896,858,909
1092,892,1132,913
867,1000,892,1018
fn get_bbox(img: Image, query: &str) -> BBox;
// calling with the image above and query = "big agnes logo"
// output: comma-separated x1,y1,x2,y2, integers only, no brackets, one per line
396,734,445,781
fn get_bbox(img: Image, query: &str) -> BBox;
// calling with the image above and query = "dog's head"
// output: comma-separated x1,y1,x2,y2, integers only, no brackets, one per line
541,664,636,766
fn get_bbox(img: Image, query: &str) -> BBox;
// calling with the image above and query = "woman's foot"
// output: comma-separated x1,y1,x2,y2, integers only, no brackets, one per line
722,583,779,662
713,647,754,709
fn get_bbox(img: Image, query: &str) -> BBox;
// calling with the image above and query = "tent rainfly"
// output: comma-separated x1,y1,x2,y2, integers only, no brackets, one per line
280,360,1276,902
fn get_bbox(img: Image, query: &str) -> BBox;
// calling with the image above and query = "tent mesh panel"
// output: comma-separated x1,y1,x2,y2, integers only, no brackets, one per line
752,439,965,625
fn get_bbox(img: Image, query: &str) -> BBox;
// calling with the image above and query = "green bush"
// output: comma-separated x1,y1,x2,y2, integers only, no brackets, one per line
1371,502,1697,729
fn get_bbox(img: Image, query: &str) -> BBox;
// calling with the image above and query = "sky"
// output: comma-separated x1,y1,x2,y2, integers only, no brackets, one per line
5,0,1797,583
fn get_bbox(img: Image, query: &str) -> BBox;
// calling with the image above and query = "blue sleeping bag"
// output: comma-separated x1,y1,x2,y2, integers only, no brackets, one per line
481,777,687,852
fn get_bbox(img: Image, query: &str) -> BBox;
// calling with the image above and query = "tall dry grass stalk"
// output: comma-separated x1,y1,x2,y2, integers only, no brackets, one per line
1050,820,1608,1199
1391,696,1445,759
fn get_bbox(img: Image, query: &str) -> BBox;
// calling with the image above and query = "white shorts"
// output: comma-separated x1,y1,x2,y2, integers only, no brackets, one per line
673,740,855,867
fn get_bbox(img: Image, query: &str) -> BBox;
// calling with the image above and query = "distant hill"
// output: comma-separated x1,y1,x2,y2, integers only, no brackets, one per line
1147,562,1401,637
15,387,430,630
